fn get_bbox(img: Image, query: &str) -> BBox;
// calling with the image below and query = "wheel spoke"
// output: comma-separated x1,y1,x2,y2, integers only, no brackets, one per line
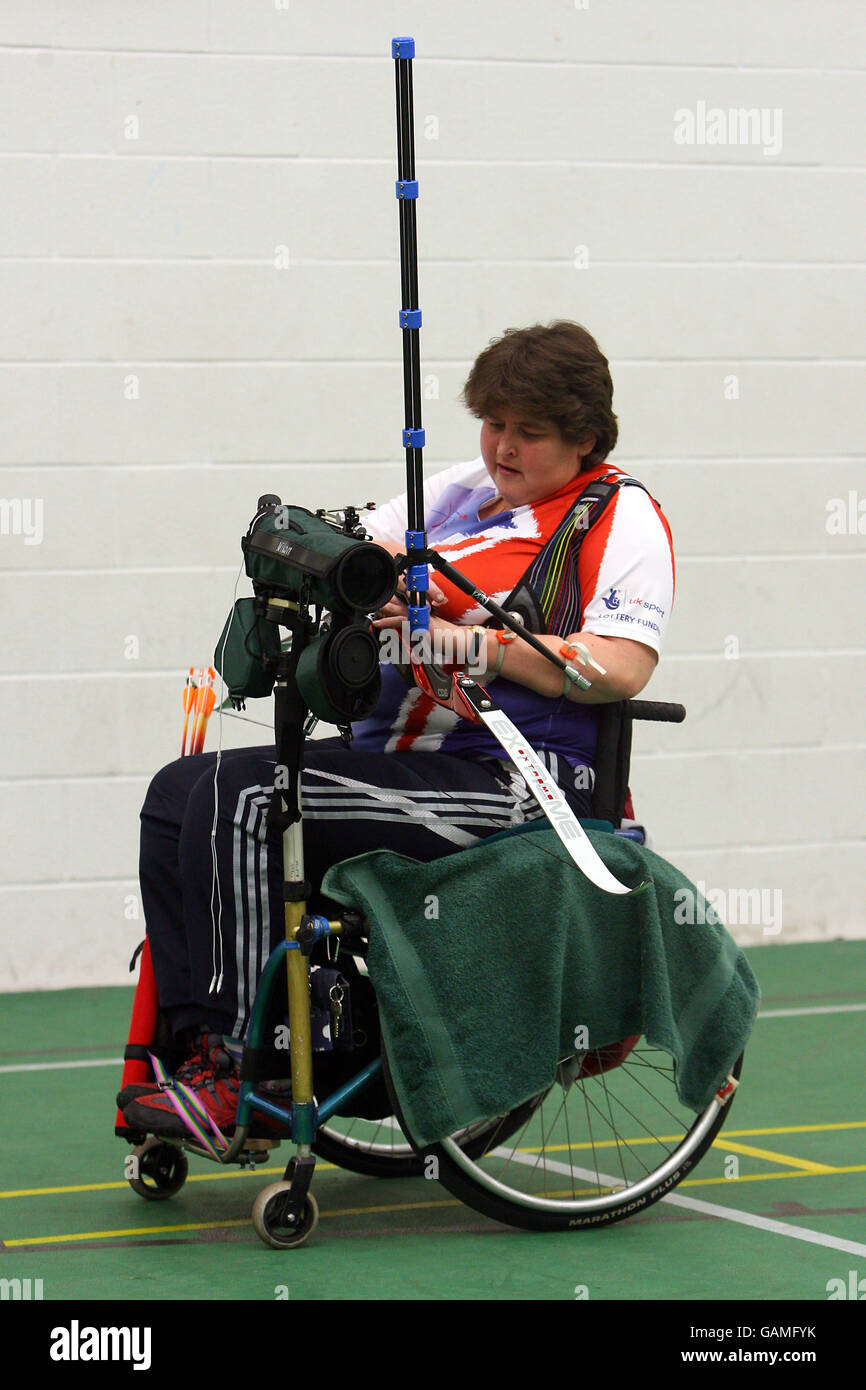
433,1048,741,1226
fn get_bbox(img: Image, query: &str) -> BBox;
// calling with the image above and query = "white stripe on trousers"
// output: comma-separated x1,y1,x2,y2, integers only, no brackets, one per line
231,786,272,1038
226,752,579,1035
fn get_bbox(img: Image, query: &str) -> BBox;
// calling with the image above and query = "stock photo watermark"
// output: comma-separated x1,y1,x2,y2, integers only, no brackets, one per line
49,1323,152,1371
377,624,488,672
0,1277,44,1300
825,491,865,535
826,1270,865,1299
0,497,43,545
674,102,783,157
673,881,783,936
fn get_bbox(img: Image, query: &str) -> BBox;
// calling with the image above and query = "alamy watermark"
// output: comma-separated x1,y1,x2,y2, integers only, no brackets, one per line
1,1277,44,1299
826,1270,865,1299
674,102,783,157
49,1322,151,1370
0,497,43,545
825,491,865,535
377,624,487,673
674,881,783,936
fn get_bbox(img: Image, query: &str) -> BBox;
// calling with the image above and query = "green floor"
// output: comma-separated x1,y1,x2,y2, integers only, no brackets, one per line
1,941,864,1301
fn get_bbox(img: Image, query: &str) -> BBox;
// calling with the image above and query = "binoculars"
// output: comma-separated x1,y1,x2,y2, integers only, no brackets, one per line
214,496,399,725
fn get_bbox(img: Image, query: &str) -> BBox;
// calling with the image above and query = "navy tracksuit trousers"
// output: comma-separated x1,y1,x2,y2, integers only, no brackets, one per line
139,737,591,1040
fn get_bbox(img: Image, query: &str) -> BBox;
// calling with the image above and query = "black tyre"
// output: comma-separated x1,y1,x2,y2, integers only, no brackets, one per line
252,1184,319,1249
388,1044,744,1232
128,1137,189,1201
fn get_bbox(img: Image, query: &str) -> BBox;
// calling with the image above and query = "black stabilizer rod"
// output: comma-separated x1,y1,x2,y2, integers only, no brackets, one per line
392,37,428,615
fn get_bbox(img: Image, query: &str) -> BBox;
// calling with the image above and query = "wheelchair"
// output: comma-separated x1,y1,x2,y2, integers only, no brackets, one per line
118,680,744,1249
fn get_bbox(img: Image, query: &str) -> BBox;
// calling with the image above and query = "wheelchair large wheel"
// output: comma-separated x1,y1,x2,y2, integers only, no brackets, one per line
313,1115,423,1177
314,1096,542,1179
387,1043,743,1232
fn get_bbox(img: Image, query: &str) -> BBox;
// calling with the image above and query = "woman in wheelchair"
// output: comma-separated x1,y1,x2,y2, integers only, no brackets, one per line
118,319,675,1144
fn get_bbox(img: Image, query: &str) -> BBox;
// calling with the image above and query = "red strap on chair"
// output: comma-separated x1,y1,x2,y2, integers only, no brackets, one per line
575,1035,640,1080
114,937,160,1136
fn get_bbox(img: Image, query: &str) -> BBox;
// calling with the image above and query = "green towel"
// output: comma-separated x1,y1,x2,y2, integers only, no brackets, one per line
321,824,761,1147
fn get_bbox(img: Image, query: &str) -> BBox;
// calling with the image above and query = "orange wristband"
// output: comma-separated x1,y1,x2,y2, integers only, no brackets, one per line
491,628,517,675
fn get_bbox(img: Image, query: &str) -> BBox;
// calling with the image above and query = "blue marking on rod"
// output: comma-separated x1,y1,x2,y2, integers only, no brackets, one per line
407,568,429,593
407,602,430,633
405,530,429,593
396,180,419,200
404,527,431,632
408,530,430,592
399,308,422,329
391,36,415,59
402,428,425,448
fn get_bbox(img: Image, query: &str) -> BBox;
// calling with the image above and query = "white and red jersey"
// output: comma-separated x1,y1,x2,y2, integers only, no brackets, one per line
355,456,675,775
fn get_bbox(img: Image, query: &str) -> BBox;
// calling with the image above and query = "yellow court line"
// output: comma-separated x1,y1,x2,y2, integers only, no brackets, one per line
5,1218,252,1246
6,1167,866,1249
519,1119,866,1157
719,1141,836,1173
0,1163,338,1201
540,1165,866,1199
2,1120,863,1201
3,1198,461,1247
723,1122,866,1137
680,1164,866,1189
547,1166,866,1198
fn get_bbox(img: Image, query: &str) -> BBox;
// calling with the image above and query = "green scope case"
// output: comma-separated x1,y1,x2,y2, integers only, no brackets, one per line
214,599,282,701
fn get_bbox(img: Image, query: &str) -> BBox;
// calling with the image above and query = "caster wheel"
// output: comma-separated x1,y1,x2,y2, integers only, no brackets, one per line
252,1183,319,1249
128,1137,188,1201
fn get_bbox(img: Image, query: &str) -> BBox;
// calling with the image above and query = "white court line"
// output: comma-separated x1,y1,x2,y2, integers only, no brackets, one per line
502,1150,866,1259
0,1058,123,1075
758,1003,866,1019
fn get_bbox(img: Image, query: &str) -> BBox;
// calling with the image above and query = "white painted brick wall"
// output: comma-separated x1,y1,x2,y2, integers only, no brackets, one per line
1,3,863,989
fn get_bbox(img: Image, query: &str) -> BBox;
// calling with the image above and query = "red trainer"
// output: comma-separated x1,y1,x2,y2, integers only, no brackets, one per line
122,1034,286,1140
116,1029,211,1112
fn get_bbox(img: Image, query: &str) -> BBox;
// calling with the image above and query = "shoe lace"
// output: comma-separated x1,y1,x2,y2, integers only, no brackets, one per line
174,1047,207,1084
171,1032,228,1087
191,1035,240,1099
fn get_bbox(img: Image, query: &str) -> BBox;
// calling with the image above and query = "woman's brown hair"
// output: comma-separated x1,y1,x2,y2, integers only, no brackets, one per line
461,321,618,469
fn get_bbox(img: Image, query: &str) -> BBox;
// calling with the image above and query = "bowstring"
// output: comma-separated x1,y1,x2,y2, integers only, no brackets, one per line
208,557,247,995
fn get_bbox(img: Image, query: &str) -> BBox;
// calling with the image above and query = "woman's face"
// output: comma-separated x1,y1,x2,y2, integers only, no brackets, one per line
479,410,596,508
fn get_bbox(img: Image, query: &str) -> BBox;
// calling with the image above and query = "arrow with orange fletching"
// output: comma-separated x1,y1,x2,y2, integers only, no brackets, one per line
181,667,195,756
181,666,217,756
192,666,217,755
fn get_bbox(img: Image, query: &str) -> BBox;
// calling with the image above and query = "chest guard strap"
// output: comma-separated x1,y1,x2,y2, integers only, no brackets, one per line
493,474,653,638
